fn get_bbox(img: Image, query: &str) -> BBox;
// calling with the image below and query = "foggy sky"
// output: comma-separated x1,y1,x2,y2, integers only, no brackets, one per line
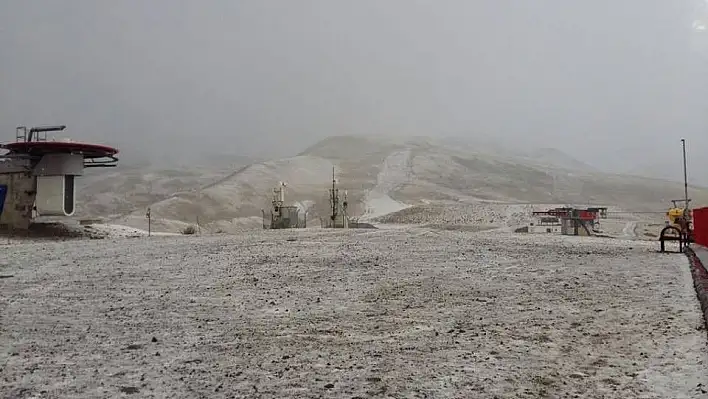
2,1,708,181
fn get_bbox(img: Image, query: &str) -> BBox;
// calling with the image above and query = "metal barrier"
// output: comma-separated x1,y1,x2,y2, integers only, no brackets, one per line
660,225,686,253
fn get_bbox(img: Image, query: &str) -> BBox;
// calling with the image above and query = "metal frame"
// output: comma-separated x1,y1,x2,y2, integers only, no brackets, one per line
660,225,687,253
3,125,119,168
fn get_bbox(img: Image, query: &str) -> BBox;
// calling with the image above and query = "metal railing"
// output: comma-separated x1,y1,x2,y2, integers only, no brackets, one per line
15,125,65,142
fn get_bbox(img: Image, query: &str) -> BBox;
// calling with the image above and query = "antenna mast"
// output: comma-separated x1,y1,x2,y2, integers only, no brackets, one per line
330,167,339,221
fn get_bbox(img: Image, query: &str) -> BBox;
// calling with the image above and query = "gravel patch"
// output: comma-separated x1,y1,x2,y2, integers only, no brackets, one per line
372,203,535,227
0,228,706,398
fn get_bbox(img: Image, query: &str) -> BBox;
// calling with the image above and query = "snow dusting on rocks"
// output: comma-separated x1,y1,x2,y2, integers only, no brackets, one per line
373,203,535,228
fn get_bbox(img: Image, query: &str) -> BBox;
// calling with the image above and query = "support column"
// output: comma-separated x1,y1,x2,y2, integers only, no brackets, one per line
0,171,37,230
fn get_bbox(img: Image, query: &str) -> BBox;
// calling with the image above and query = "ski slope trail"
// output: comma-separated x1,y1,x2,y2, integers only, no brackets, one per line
360,149,413,221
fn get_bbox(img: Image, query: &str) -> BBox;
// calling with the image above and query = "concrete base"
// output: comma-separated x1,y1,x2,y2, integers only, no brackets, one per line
35,175,76,216
0,172,36,230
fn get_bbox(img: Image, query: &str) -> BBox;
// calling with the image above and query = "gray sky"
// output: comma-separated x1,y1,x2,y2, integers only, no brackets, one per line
2,1,708,181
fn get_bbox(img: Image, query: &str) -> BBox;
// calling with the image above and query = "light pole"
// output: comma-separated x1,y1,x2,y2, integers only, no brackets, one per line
682,138,689,216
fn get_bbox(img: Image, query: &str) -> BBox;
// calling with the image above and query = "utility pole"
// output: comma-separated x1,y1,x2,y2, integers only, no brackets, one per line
146,207,151,237
146,181,153,237
682,138,689,217
197,184,202,235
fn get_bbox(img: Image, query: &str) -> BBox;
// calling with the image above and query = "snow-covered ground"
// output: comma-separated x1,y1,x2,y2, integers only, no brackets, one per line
0,227,705,398
359,150,413,221
84,223,181,237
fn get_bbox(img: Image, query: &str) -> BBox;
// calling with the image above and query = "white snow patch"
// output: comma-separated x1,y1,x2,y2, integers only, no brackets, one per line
620,221,638,239
360,193,410,221
360,150,413,221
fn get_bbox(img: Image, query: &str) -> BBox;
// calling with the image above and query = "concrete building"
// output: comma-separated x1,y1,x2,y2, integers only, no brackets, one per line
529,207,600,236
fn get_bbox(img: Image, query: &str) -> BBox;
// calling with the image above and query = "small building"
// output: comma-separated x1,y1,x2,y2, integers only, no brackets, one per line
529,223,562,234
528,214,562,234
529,207,600,236
262,182,306,229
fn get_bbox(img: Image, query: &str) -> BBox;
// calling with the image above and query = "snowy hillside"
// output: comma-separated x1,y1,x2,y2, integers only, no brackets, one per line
76,135,708,233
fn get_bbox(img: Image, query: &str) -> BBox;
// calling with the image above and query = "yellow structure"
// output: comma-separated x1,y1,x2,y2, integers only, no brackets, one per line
666,200,691,230
667,207,685,225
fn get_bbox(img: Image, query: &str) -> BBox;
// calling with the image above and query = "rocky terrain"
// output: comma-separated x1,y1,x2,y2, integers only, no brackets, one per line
1,227,706,398
75,159,254,221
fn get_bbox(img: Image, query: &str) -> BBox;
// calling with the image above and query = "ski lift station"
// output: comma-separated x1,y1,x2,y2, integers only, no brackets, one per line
0,125,119,231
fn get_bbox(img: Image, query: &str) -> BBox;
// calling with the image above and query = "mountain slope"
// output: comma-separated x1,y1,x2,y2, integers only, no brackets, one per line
76,163,247,219
113,155,339,232
522,147,598,172
89,135,708,233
